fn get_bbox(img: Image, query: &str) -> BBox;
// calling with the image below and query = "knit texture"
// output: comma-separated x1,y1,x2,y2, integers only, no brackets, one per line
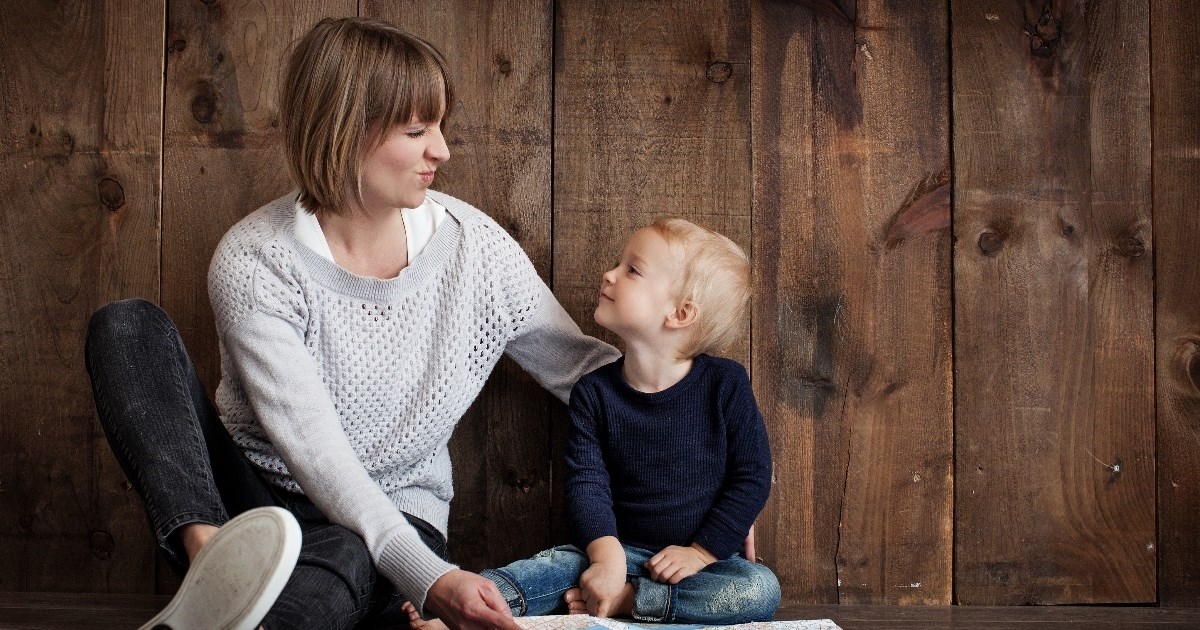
208,189,620,613
565,354,772,560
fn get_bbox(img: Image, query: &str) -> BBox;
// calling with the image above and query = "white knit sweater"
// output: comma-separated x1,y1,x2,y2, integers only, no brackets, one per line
207,189,619,613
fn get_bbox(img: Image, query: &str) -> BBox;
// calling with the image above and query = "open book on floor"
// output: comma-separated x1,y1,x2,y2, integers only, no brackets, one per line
512,616,842,630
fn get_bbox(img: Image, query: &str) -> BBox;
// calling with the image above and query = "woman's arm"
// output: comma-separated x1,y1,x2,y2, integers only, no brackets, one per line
222,309,458,614
504,281,621,404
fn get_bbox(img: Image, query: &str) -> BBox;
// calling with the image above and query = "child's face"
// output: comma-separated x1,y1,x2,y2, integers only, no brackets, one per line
595,228,683,341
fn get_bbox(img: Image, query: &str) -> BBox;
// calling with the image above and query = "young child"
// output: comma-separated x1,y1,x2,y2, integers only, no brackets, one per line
410,218,779,627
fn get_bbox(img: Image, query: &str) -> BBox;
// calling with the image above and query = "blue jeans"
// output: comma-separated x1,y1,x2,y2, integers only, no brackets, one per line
482,544,780,625
85,299,446,629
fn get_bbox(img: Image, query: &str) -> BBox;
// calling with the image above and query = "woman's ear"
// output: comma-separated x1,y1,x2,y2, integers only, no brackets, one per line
666,300,697,330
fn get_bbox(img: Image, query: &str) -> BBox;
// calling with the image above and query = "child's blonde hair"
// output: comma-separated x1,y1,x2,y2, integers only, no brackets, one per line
280,17,455,216
649,218,751,359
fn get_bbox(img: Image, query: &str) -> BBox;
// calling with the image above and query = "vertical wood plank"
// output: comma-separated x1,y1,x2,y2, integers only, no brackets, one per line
552,0,753,563
160,0,348,591
363,0,557,570
1153,0,1200,607
952,0,1155,604
0,1,163,592
751,0,953,604
162,0,347,392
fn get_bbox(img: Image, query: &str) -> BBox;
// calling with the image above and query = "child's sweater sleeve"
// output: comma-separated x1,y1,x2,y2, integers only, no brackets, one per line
564,381,620,549
691,365,773,559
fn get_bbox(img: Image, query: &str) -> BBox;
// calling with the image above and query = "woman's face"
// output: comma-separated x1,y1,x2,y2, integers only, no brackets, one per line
357,118,450,212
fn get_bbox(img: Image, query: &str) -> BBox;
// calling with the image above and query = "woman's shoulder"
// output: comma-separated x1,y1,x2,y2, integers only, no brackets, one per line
426,189,520,246
213,191,296,260
207,192,302,317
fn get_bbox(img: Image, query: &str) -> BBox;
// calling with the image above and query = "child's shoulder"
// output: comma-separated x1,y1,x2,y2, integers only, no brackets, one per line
696,353,749,381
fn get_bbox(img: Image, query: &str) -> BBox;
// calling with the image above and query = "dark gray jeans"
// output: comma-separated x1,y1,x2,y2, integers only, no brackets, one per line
86,298,447,629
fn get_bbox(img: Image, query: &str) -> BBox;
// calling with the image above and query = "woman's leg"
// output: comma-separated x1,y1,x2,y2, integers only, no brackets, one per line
86,298,279,565
626,551,781,625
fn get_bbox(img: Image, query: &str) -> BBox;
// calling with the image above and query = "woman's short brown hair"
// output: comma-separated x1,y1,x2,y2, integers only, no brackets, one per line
649,218,752,359
280,17,455,215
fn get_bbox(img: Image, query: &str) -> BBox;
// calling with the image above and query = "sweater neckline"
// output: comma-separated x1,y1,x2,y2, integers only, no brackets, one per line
271,190,465,304
613,354,711,404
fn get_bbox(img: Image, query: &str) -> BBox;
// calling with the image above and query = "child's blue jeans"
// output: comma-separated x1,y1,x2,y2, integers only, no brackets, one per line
481,543,781,625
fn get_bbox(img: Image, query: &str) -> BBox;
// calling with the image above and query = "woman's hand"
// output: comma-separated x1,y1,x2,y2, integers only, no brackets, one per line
644,543,717,584
578,560,628,617
425,569,520,630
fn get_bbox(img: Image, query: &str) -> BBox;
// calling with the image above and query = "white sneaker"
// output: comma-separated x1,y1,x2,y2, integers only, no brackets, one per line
140,506,302,630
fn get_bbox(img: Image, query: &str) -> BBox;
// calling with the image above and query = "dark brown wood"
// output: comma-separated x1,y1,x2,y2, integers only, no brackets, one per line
1152,0,1200,608
952,0,1155,604
362,0,558,570
0,2,163,592
552,0,754,559
751,0,953,605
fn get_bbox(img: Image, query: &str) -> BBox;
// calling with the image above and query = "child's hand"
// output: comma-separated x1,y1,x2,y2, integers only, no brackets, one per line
644,543,717,584
578,560,628,617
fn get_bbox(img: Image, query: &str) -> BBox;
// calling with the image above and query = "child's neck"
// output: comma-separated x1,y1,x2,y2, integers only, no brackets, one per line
621,343,693,394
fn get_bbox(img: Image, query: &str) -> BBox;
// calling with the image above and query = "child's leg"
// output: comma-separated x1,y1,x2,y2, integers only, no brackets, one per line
628,555,781,625
481,545,591,616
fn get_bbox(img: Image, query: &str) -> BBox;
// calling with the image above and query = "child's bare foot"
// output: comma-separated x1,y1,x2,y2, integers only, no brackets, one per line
564,588,587,615
402,600,449,630
562,584,635,618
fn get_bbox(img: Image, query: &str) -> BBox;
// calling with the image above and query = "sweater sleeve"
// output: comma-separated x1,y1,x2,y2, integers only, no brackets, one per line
564,382,620,548
690,365,773,559
503,271,620,405
215,262,455,615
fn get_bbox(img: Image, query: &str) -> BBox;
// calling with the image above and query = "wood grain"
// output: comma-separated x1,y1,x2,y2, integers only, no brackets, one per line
0,1,164,592
952,0,1155,604
1152,0,1200,607
362,0,557,570
751,0,953,605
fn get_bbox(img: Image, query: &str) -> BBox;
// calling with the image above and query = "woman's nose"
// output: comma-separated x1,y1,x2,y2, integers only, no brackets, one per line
427,128,450,163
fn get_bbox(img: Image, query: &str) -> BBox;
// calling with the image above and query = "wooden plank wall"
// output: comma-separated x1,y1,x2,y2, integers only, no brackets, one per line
952,0,1155,604
0,0,1197,607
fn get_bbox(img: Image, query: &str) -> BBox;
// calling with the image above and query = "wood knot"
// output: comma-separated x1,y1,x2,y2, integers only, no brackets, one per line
494,54,512,75
1025,3,1062,58
515,478,532,494
18,514,35,530
1117,236,1145,258
97,177,125,211
90,530,116,560
978,230,1004,256
168,38,187,53
706,61,732,83
191,91,217,124
1176,339,1200,394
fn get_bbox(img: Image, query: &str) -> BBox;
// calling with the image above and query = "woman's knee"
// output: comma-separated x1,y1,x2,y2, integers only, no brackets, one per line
87,298,171,348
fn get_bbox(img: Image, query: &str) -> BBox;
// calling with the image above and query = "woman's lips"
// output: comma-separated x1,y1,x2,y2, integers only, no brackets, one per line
419,172,435,185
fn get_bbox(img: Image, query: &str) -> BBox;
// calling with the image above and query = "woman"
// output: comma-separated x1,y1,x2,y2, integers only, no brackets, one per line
85,16,618,629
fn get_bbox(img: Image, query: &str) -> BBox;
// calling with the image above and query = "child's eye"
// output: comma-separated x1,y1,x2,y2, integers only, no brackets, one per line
627,265,641,276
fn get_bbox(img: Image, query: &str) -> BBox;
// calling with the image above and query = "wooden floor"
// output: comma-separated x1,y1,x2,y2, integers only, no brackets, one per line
1,592,1199,629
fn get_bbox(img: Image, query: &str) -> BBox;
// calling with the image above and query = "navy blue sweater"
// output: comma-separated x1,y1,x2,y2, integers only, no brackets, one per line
564,354,772,560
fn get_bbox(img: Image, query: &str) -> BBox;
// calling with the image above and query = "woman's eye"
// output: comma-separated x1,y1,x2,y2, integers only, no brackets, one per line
405,128,428,138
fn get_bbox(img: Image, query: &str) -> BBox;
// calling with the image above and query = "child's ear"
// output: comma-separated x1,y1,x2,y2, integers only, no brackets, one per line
666,300,697,330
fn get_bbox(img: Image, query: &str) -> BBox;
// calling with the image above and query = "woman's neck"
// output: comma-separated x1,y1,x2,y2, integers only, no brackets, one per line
318,207,409,279
620,342,693,393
